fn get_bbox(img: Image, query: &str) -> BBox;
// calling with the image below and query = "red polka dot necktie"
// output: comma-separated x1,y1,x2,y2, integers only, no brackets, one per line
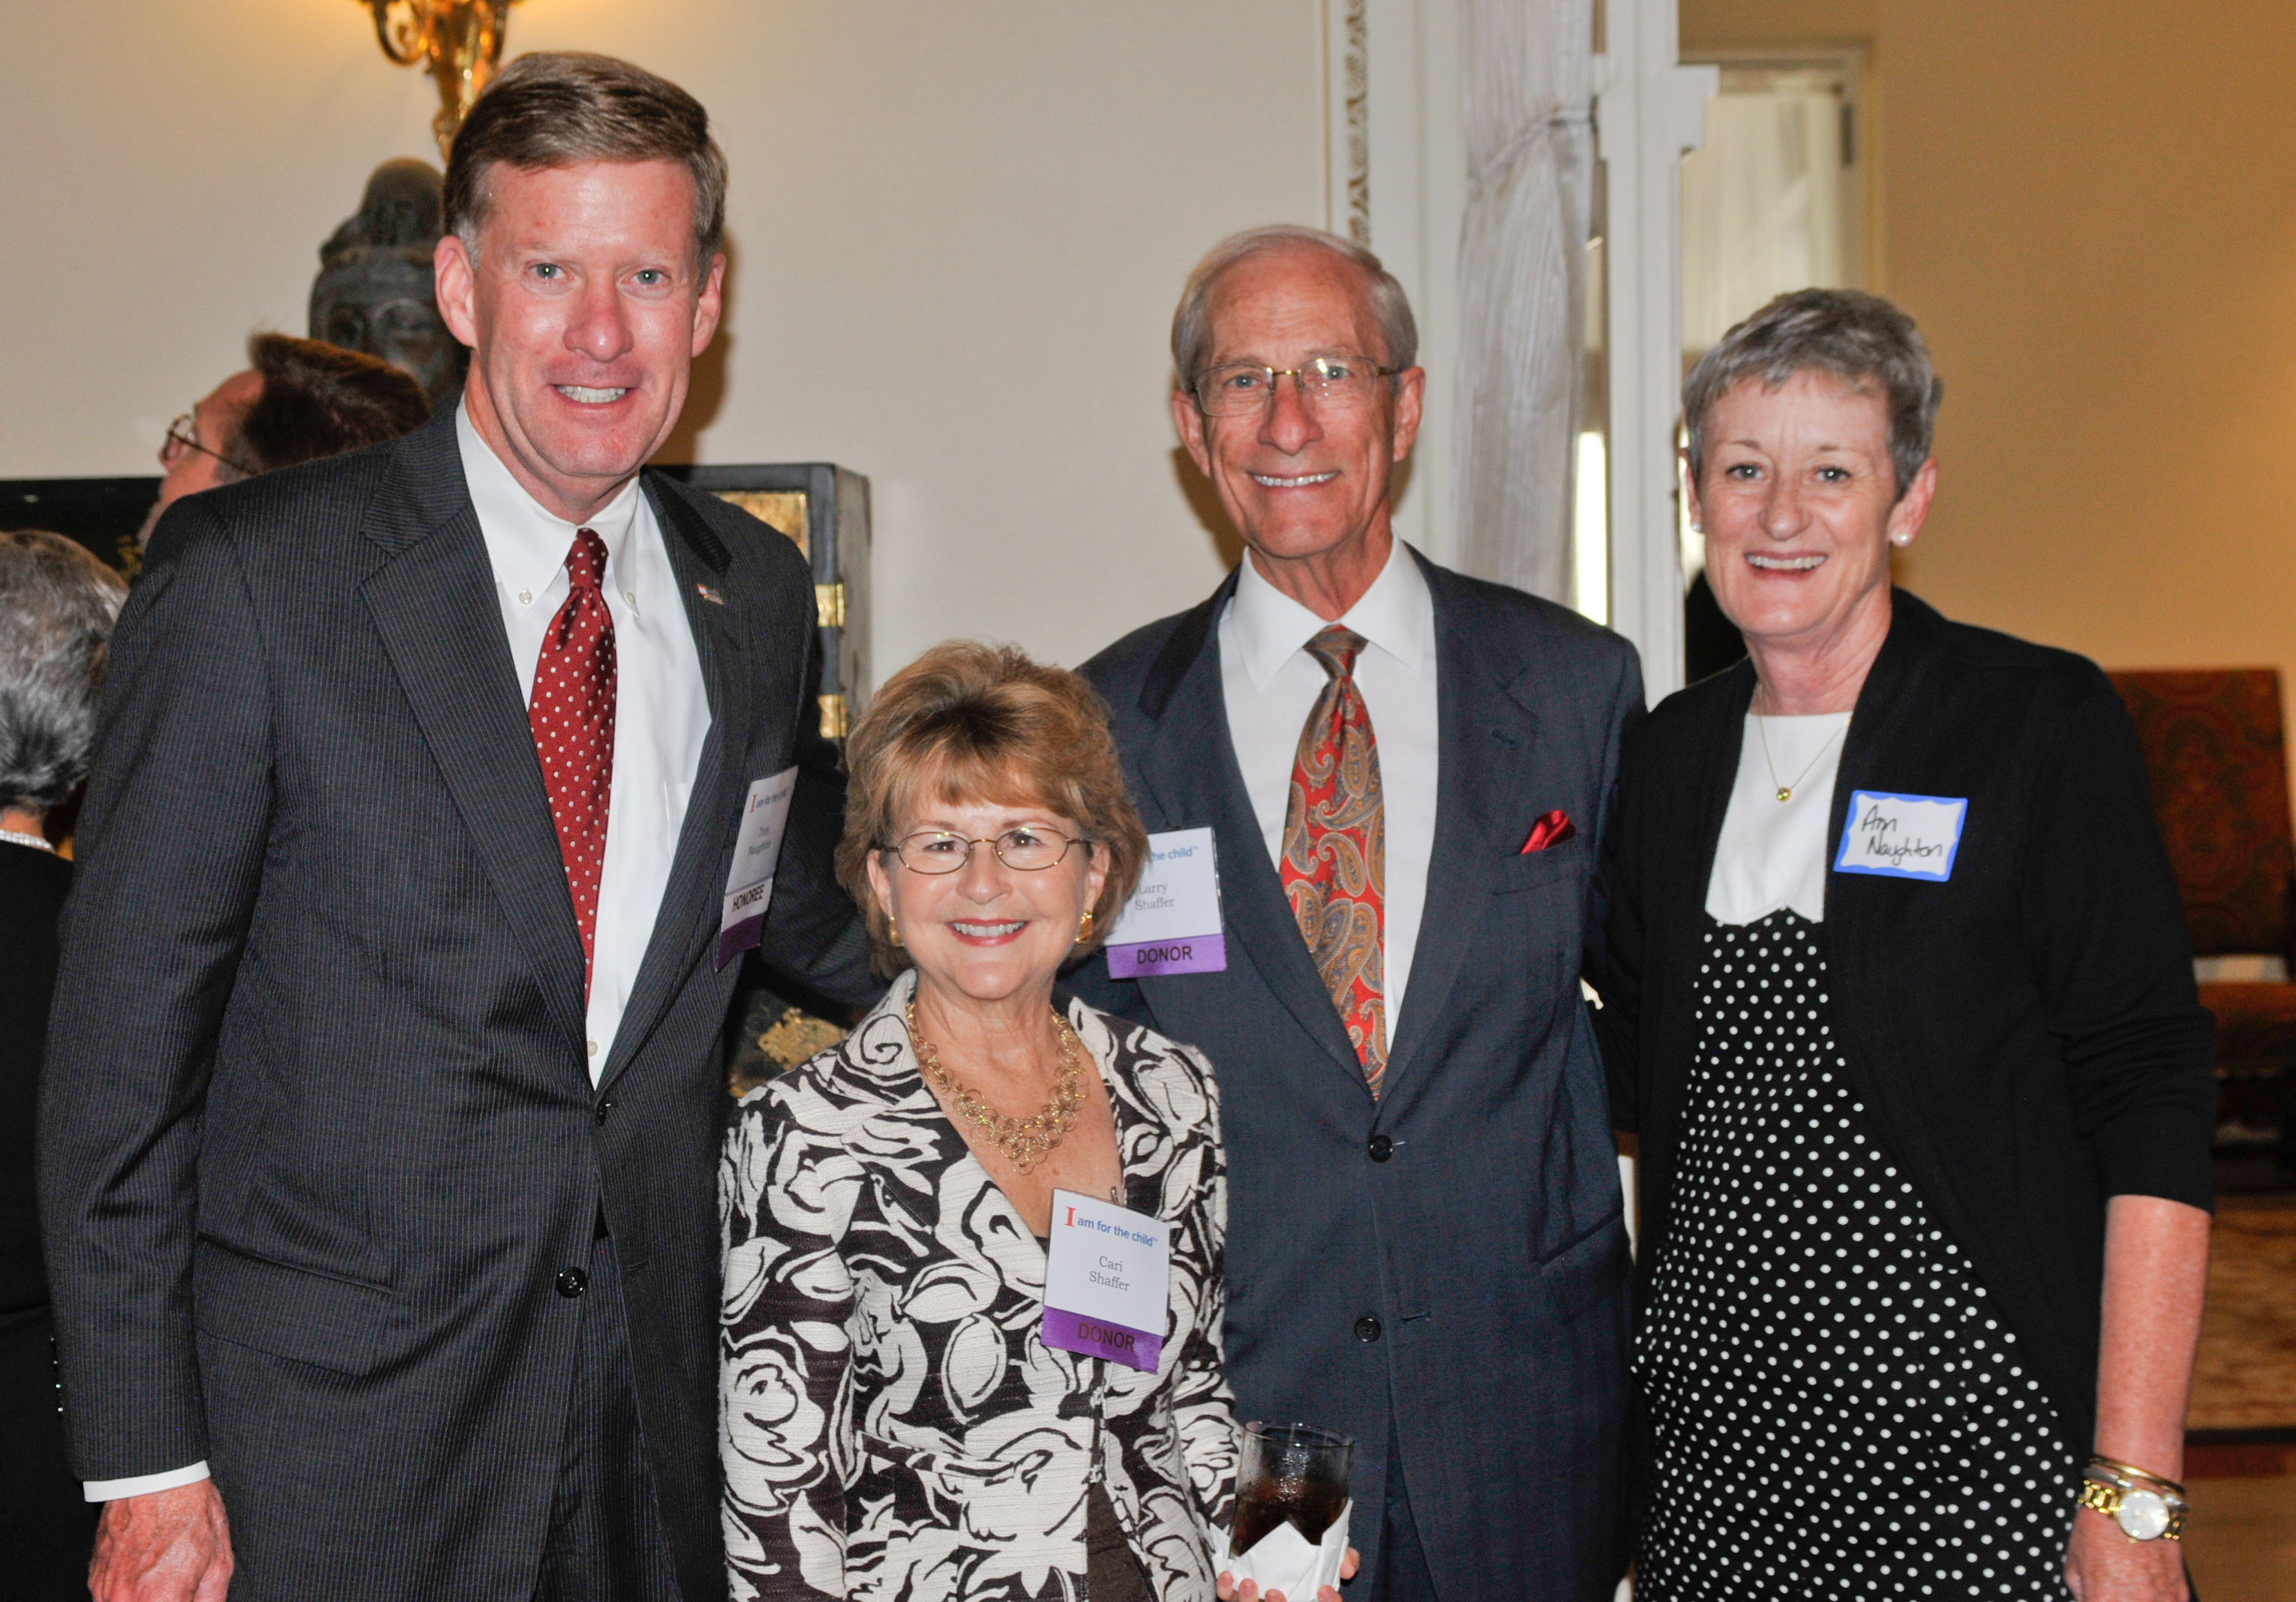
529,528,617,996
1280,625,1388,1096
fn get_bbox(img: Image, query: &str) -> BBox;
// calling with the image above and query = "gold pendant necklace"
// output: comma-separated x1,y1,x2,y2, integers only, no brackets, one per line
1755,714,1846,805
908,1000,1086,1174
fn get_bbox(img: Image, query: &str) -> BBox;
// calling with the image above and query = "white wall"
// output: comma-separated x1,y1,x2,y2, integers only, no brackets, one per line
1,1,1327,674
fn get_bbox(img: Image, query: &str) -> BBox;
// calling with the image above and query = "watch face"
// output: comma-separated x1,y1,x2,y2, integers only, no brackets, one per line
2115,1487,2171,1541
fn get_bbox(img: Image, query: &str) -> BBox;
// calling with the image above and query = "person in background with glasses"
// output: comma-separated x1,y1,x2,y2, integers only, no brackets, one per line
134,332,428,549
1066,226,1644,1601
724,640,1357,1602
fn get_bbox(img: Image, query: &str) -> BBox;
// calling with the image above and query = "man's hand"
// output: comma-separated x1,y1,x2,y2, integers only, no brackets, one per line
2065,1508,2189,1602
89,1480,234,1602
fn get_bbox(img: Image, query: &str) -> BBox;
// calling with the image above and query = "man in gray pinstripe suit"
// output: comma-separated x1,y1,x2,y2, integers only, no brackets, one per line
40,55,872,1601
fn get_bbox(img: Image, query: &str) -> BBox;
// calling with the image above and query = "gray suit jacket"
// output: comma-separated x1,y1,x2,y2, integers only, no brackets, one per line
38,410,874,1601
1071,550,1641,1601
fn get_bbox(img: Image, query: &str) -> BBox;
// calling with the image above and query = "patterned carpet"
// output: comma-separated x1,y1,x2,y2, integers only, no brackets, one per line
2190,1202,2296,1434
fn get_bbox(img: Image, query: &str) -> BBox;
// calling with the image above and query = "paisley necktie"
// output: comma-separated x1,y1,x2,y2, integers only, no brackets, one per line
1280,625,1388,1095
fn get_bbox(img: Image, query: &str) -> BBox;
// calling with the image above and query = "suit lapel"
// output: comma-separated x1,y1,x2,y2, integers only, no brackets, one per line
1135,574,1364,1082
357,418,588,1056
598,477,750,1089
1382,561,1521,1090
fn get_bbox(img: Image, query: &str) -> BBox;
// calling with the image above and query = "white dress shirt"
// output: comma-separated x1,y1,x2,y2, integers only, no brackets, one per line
81,409,717,1505
1219,536,1440,1033
457,403,712,1077
1705,712,1852,926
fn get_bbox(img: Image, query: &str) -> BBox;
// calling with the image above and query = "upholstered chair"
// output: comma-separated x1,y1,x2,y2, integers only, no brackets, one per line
2111,669,2296,1167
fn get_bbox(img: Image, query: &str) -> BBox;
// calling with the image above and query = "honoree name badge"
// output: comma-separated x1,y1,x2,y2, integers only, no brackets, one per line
1104,826,1226,979
716,766,799,969
1833,789,1968,882
1041,1188,1170,1374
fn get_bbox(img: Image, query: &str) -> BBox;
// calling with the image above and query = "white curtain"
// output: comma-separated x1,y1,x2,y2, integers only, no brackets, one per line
1452,0,1595,602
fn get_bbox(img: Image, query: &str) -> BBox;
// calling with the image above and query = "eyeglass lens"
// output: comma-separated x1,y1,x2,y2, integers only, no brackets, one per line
1194,356,1386,416
894,828,1075,874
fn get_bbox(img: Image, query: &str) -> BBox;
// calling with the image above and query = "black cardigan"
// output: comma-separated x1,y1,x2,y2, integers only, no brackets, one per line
1595,592,2216,1454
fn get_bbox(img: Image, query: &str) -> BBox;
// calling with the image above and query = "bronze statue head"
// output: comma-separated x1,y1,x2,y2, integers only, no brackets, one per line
310,159,466,411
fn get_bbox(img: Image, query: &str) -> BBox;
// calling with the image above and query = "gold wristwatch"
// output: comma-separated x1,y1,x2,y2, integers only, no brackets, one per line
2078,1455,2187,1542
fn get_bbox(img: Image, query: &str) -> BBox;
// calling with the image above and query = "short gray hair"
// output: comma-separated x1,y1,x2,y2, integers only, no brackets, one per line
0,531,128,815
1171,226,1418,393
1683,288,1943,499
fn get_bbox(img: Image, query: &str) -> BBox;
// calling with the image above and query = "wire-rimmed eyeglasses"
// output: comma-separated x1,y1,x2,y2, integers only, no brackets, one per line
1190,355,1401,417
161,412,255,478
884,826,1088,875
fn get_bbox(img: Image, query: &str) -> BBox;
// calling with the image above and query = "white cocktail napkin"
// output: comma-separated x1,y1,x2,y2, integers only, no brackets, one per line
1223,1498,1352,1601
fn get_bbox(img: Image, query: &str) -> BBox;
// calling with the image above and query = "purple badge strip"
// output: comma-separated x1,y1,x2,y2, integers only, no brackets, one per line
1042,1307,1163,1372
1105,932,1226,980
716,912,765,971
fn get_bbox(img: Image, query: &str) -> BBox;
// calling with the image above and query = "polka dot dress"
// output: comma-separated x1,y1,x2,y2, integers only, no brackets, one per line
1631,911,2081,1600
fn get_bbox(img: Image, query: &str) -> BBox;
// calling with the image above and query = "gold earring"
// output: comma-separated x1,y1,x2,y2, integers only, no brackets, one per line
889,915,902,947
1075,909,1094,946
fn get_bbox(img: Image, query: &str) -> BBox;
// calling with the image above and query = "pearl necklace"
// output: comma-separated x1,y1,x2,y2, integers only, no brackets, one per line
0,828,56,854
908,1000,1086,1174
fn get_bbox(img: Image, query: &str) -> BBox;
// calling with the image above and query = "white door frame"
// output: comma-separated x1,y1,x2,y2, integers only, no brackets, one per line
1596,0,1718,704
1322,0,1715,693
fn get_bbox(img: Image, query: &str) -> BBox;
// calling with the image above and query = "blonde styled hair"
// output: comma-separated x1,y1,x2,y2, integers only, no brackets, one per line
838,641,1148,978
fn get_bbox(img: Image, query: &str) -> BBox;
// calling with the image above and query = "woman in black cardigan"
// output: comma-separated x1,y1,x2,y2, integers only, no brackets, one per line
1598,290,2213,1601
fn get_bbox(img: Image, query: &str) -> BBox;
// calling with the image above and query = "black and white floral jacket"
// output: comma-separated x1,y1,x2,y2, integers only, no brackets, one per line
721,972,1238,1601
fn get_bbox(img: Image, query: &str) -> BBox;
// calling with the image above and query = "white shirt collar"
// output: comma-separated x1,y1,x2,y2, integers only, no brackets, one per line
1226,534,1432,691
455,400,645,595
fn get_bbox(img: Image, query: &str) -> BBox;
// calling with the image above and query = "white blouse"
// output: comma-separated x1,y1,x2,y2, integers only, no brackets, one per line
1704,712,1852,926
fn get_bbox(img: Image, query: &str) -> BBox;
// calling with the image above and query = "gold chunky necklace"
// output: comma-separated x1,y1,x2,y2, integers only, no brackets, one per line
908,1001,1086,1174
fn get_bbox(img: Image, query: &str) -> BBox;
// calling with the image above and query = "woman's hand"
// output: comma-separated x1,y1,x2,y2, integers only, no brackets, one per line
2064,1511,2189,1601
1215,1547,1359,1602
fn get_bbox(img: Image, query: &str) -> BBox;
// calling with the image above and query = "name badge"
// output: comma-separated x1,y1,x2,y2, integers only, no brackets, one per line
1833,790,1967,881
716,766,799,969
1041,1188,1169,1373
1104,826,1226,979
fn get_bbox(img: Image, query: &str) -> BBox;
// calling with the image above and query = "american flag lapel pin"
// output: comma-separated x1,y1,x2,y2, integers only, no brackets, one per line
695,582,725,606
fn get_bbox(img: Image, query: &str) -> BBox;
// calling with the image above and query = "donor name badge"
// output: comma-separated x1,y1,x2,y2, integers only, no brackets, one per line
1104,826,1226,979
1834,790,1968,882
716,766,799,969
1041,1189,1169,1373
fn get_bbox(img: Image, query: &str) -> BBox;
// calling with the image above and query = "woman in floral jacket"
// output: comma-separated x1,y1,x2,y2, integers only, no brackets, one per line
722,642,1238,1602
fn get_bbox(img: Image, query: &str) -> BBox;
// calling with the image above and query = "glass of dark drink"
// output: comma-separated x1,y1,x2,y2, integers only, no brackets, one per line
1229,1420,1354,1556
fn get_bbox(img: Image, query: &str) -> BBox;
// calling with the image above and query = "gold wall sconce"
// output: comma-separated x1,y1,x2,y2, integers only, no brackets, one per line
356,1,527,160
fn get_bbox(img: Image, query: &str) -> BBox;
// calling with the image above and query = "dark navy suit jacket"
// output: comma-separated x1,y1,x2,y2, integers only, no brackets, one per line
1072,548,1642,1601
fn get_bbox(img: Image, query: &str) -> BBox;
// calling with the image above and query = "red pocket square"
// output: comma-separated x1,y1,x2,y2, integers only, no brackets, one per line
1520,811,1577,853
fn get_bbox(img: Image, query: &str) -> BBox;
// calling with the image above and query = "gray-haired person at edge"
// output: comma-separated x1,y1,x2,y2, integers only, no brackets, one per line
1595,288,2213,1601
1070,226,1646,1601
41,53,874,1602
0,532,126,1599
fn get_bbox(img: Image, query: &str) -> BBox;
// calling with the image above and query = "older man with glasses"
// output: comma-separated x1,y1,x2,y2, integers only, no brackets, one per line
1070,225,1644,1602
136,333,428,548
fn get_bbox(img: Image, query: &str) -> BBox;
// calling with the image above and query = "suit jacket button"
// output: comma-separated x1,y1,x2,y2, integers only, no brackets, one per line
557,1268,588,1298
1354,1316,1382,1342
594,1098,614,1126
1367,1134,1393,1162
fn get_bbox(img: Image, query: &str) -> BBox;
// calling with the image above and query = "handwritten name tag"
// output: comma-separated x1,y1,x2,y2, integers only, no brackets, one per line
1833,790,1967,881
1041,1189,1169,1373
1104,827,1226,979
